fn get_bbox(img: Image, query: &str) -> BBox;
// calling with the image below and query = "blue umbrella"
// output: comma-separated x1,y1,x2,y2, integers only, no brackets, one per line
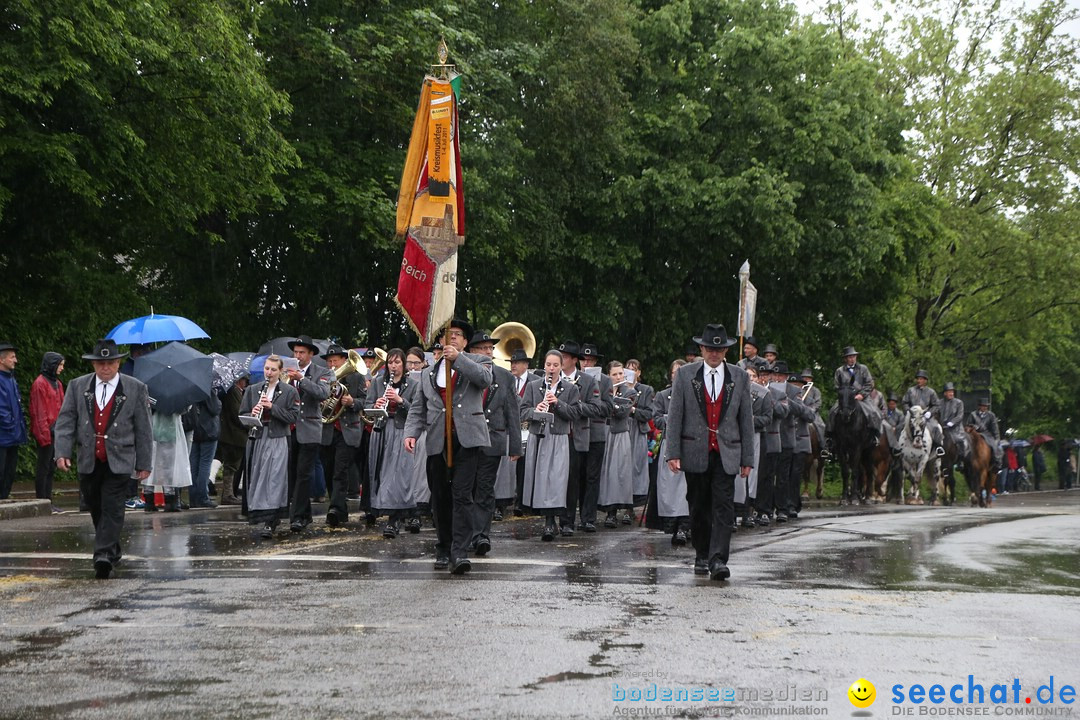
107,313,209,344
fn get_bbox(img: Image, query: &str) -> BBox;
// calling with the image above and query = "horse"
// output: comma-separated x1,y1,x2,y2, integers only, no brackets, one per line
801,426,825,500
965,426,995,507
898,406,944,504
939,426,969,506
830,385,877,505
870,432,893,502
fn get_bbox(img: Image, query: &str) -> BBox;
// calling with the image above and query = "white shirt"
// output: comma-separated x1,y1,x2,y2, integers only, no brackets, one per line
95,376,118,411
705,365,722,402
434,359,457,389
561,370,577,383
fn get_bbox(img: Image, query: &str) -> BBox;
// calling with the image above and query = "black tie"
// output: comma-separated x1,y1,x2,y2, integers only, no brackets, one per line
100,382,107,408
710,370,718,401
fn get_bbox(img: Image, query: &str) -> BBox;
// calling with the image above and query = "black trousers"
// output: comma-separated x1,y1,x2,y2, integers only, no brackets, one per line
755,451,778,515
579,441,605,525
0,445,18,499
79,460,129,565
685,452,736,565
426,439,481,563
515,450,527,510
562,447,589,528
474,453,501,543
787,452,807,514
773,449,793,515
288,439,319,524
359,430,373,513
35,440,56,500
322,431,357,521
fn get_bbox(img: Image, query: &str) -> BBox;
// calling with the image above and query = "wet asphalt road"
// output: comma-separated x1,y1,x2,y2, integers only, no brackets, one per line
1,492,1078,719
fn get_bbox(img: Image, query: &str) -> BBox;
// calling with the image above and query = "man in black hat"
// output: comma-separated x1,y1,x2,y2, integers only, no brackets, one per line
737,337,761,370
321,344,367,527
556,340,604,536
404,319,493,574
939,382,967,457
762,344,779,370
664,324,755,581
285,335,333,532
53,339,154,578
0,342,27,500
967,398,1002,475
465,330,522,554
826,346,881,449
902,370,943,457
507,348,532,514
578,343,614,531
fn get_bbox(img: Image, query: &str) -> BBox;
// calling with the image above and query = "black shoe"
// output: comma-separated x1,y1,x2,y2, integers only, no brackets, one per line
383,523,399,539
406,517,421,533
693,559,708,576
787,511,799,520
709,560,731,581
743,515,757,528
434,555,449,570
493,509,503,522
756,513,771,527
582,522,597,533
560,525,574,537
191,501,217,509
775,513,788,523
290,521,306,533
326,511,341,528
365,513,378,526
94,560,112,579
671,529,688,547
260,524,273,539
450,558,472,575
542,523,556,542
621,512,633,525
604,514,618,528
474,538,491,556
180,500,190,510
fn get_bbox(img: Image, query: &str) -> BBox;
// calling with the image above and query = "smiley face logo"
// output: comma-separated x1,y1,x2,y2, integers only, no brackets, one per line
848,678,876,708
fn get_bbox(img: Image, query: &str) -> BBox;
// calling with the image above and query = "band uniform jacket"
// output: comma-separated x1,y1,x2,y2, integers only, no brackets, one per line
403,352,493,454
786,384,816,454
607,385,637,434
520,377,579,435
366,373,412,431
563,369,603,451
239,381,301,438
833,363,874,397
631,383,656,435
749,382,773,435
803,383,823,422
480,365,523,458
291,363,333,445
589,372,614,444
53,373,154,476
652,387,672,433
664,361,755,475
902,385,940,418
765,383,789,454
335,371,368,448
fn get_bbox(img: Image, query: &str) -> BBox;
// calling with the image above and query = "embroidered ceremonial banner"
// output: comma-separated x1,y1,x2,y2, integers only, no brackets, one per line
394,75,465,346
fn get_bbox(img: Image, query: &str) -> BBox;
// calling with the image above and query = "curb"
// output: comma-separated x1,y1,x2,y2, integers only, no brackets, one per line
0,499,52,521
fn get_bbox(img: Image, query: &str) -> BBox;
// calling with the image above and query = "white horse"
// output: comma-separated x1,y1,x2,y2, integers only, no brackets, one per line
898,405,942,504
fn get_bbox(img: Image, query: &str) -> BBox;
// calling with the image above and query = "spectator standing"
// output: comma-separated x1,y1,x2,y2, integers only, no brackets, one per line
1032,445,1046,490
186,391,222,508
30,352,65,510
215,373,249,505
0,342,28,499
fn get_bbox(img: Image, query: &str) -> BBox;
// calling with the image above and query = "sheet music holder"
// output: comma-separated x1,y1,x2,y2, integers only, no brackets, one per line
583,366,601,377
238,414,263,429
362,408,389,422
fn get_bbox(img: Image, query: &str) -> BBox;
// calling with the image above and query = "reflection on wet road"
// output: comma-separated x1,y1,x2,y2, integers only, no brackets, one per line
2,491,1077,593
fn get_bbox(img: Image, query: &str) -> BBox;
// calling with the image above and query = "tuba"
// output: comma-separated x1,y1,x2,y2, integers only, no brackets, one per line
321,349,368,424
492,322,535,371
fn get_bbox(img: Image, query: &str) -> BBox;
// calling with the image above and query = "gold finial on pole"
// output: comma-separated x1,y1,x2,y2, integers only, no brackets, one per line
432,38,454,80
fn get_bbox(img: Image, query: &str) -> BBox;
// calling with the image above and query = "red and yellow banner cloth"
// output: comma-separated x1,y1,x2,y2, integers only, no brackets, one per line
394,75,465,346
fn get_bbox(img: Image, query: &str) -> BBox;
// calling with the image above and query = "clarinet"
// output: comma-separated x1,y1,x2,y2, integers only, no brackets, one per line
249,382,273,437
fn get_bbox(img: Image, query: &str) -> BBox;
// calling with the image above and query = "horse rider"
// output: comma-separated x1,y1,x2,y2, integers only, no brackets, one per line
939,382,968,461
882,394,904,491
825,346,881,451
902,370,943,457
967,398,1002,478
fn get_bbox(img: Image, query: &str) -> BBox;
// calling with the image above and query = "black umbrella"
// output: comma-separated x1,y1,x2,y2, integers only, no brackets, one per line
134,342,212,414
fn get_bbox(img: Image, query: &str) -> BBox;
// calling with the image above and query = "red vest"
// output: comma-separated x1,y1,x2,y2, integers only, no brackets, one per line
705,382,723,454
94,394,115,463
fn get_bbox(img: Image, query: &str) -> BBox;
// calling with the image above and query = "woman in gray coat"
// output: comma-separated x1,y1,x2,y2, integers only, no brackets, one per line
239,355,300,539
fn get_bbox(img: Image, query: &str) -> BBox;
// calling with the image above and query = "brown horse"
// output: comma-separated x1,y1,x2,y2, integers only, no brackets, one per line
965,426,995,507
802,428,825,500
870,432,893,502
